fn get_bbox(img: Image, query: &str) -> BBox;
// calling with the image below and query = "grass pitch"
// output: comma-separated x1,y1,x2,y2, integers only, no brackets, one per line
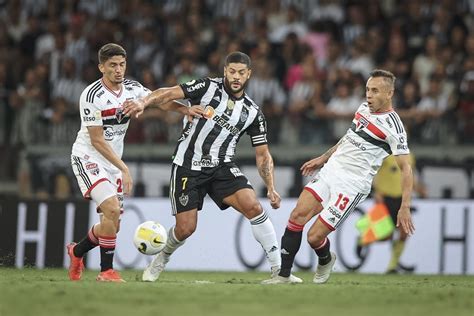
0,268,473,316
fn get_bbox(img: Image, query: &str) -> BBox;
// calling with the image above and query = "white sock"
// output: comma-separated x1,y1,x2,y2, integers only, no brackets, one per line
162,226,185,259
249,211,281,269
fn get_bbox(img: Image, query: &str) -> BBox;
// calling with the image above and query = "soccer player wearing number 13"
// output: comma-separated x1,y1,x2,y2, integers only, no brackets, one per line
123,52,301,283
263,69,415,284
67,43,197,282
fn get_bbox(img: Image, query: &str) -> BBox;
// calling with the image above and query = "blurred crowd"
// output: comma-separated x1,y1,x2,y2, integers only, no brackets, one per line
1,0,474,152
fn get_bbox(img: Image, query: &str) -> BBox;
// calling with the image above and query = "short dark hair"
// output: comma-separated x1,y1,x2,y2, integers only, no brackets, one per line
369,69,396,89
225,51,251,68
98,43,126,64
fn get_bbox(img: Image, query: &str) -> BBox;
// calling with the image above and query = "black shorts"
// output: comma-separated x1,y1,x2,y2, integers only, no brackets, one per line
383,196,402,224
169,162,253,214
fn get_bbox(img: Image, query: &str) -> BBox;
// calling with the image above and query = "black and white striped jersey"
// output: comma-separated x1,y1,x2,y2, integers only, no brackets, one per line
174,77,268,171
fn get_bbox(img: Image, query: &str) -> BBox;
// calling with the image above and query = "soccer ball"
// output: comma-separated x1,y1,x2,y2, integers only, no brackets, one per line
133,221,168,255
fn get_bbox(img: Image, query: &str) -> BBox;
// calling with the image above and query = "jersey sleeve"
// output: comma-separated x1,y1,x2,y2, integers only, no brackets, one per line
133,82,151,99
246,110,268,147
179,78,211,104
386,129,410,155
79,90,103,127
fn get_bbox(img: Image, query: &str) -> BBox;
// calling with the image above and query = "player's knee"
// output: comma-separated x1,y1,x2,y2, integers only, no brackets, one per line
289,208,308,225
175,222,196,239
245,202,263,218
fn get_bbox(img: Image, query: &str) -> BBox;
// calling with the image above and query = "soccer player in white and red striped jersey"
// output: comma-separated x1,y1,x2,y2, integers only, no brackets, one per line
263,69,415,284
67,43,201,282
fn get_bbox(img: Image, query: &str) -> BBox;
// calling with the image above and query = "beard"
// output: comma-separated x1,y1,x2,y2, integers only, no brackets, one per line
224,77,248,95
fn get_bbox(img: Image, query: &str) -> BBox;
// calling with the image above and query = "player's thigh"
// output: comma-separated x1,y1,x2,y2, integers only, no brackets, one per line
169,164,205,215
318,183,368,232
223,188,262,219
210,163,254,213
71,155,113,200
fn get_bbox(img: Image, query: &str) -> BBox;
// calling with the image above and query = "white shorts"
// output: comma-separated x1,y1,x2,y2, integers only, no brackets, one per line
304,173,368,231
71,155,123,207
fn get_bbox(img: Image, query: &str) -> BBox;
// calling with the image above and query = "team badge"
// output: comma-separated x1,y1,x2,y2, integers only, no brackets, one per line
85,162,99,176
356,116,369,131
116,107,125,123
179,193,189,206
240,111,248,122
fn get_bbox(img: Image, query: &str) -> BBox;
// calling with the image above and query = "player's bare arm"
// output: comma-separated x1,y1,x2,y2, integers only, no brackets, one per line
122,86,185,118
160,101,204,122
88,126,133,195
301,138,342,176
394,154,415,235
255,144,281,209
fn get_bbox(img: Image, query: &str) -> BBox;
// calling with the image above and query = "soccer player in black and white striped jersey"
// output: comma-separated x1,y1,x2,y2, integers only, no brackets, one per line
124,52,301,283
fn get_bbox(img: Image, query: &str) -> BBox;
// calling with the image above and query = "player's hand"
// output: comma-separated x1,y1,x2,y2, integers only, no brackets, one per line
267,188,281,209
186,105,204,122
300,157,325,177
123,98,145,118
396,206,415,235
121,169,133,196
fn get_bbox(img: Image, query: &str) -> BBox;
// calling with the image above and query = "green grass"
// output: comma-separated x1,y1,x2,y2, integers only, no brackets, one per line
0,268,473,316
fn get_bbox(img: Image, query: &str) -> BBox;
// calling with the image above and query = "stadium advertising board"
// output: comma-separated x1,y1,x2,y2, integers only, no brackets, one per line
1,198,473,274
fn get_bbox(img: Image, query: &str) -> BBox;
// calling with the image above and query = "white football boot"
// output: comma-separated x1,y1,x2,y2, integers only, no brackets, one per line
313,252,336,284
142,252,169,282
261,266,303,284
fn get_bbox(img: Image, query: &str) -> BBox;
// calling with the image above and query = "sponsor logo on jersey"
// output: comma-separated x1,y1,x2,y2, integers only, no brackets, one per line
328,217,336,223
345,135,367,151
227,99,235,110
328,206,342,219
96,90,105,98
203,106,215,119
385,117,393,128
230,167,244,177
192,158,219,167
83,116,96,122
103,126,127,141
186,81,205,92
212,114,240,135
397,144,408,150
94,110,102,120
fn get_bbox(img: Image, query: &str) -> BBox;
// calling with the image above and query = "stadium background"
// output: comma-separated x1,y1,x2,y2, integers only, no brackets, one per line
0,0,473,275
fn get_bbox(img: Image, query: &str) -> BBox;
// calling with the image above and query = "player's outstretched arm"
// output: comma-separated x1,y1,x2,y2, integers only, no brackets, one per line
394,154,415,235
88,126,133,195
300,138,342,176
255,144,281,209
122,86,185,118
160,101,204,122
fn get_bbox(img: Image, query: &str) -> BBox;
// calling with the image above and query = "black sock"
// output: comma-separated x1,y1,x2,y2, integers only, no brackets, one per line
314,238,331,265
279,227,303,277
73,236,98,258
99,236,116,272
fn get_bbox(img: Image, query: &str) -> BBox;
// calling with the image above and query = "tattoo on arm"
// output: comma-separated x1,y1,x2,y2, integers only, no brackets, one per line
322,139,342,161
257,153,273,185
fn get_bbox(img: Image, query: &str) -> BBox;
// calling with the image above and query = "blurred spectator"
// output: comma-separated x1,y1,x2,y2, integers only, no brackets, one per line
456,71,474,143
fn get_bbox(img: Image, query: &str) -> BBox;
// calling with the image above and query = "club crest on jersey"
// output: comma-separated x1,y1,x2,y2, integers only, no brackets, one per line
240,111,248,122
85,162,99,176
179,193,189,206
356,116,369,131
115,107,125,123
